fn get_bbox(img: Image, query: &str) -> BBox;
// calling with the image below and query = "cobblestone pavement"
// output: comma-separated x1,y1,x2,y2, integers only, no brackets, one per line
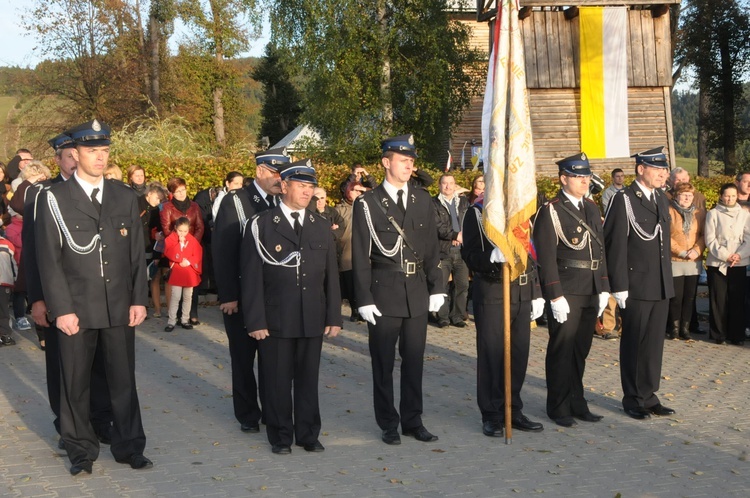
1,294,748,497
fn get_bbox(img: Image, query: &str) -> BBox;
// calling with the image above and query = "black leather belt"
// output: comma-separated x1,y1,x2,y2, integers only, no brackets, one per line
372,260,423,275
557,258,601,270
475,271,530,285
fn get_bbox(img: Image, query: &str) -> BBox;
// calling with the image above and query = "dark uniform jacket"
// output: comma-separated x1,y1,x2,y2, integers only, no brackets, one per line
604,182,674,301
213,181,272,304
351,184,442,318
241,207,342,337
461,204,541,304
533,191,610,300
433,194,469,258
35,178,148,329
23,175,65,304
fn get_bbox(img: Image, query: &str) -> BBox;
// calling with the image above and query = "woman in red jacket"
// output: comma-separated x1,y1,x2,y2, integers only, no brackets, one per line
160,177,205,324
163,217,203,332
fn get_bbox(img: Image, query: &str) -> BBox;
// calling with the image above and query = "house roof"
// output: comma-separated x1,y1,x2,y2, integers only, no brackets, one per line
271,123,322,152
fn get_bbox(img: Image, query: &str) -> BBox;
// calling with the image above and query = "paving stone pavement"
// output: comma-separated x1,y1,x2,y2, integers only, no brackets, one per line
0,295,748,497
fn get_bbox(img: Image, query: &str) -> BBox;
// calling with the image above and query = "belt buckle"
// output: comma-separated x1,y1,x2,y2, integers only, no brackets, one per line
405,262,416,275
518,273,528,286
590,260,600,271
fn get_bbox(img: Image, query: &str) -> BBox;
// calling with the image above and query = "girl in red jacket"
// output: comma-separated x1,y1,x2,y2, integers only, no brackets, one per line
163,217,202,332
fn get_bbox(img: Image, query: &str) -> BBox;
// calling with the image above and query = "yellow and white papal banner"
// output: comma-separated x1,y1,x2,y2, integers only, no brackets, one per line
579,6,630,159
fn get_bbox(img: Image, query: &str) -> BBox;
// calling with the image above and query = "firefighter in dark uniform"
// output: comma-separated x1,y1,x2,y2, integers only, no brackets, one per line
604,147,676,420
241,160,342,455
351,135,444,445
533,153,610,428
461,197,546,437
213,147,290,434
35,120,152,475
23,133,113,449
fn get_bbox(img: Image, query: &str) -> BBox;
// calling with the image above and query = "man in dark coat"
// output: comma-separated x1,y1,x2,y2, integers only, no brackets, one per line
212,147,290,434
241,160,342,455
461,198,546,437
35,120,151,475
604,146,676,420
351,135,444,445
533,152,610,428
23,133,113,448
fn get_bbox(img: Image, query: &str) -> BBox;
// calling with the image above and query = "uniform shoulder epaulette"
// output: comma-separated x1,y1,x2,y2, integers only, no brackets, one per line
584,197,597,204
548,198,560,205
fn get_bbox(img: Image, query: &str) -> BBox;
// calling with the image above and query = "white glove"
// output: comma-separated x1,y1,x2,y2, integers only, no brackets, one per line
598,292,610,316
490,247,506,263
428,294,447,313
613,291,628,309
550,297,570,324
358,305,382,325
530,298,545,321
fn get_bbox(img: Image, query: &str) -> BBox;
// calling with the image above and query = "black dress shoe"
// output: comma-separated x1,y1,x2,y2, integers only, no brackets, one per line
189,318,200,326
437,320,450,328
164,325,175,332
296,440,325,452
648,404,676,416
552,416,577,428
271,444,292,454
58,439,66,450
482,420,503,437
574,411,603,423
241,422,260,433
96,430,112,445
180,322,193,330
70,460,93,476
624,407,651,420
381,428,401,445
511,414,544,432
402,425,439,442
115,454,153,470
452,320,467,328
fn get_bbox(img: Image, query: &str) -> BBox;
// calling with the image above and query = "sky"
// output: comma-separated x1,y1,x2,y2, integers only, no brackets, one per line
0,0,270,68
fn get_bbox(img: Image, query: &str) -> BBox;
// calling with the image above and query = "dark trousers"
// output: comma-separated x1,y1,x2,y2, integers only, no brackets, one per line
707,266,746,342
545,294,598,419
58,326,145,466
222,310,263,425
0,287,11,336
12,290,26,319
258,335,323,447
437,248,470,323
475,296,531,422
368,313,428,431
45,323,113,436
620,299,668,410
339,270,357,311
669,275,699,330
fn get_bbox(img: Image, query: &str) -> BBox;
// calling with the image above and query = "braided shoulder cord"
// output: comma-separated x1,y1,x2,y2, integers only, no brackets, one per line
233,195,248,236
46,191,104,276
549,203,589,251
361,199,402,258
250,217,300,268
623,195,662,241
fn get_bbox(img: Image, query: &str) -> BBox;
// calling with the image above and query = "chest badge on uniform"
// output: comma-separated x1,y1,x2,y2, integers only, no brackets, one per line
571,237,579,244
309,214,315,223
635,190,642,198
411,194,416,204
275,244,282,252
273,216,280,224
120,228,128,236
576,226,582,233
381,197,389,207
253,195,261,203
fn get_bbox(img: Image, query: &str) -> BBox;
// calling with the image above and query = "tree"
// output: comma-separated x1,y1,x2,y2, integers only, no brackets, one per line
176,0,262,147
252,44,302,146
270,0,484,164
147,0,177,113
676,0,750,176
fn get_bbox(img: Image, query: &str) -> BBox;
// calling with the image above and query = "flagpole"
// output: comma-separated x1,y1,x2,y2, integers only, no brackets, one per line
503,261,512,444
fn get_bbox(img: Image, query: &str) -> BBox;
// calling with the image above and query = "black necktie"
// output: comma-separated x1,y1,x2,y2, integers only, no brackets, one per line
577,201,584,212
266,194,275,207
91,188,101,215
397,189,406,214
291,212,301,236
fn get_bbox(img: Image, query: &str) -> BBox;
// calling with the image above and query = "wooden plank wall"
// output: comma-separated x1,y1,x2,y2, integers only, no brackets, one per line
444,8,675,175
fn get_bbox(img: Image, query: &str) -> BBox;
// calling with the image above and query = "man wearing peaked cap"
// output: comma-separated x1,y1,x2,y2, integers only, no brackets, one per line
23,131,114,451
241,158,341,454
604,146,676,421
212,146,290,435
352,134,444,445
533,152,610,428
34,120,152,475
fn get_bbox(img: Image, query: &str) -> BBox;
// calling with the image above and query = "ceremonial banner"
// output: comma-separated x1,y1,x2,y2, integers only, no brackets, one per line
579,6,630,158
480,0,536,281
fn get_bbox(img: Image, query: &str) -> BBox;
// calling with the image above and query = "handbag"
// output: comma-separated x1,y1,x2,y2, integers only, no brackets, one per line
163,262,175,282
